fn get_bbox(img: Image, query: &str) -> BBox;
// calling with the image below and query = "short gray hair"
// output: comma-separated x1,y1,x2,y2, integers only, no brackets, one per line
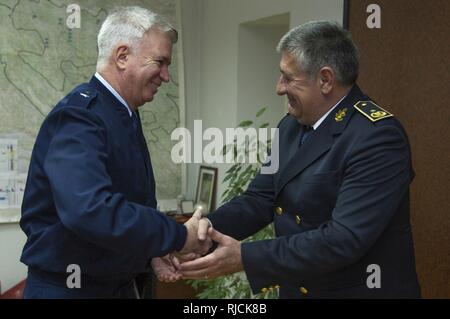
277,21,359,85
97,6,178,70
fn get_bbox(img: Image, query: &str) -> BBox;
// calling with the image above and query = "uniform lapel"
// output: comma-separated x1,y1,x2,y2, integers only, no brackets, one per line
275,85,365,197
135,111,151,178
90,76,157,207
135,111,157,207
275,122,333,197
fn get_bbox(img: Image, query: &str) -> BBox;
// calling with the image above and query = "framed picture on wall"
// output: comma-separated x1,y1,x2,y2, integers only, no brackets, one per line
181,200,194,216
195,166,218,214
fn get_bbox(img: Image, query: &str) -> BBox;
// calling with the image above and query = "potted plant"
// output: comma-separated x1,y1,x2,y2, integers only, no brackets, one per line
189,108,278,299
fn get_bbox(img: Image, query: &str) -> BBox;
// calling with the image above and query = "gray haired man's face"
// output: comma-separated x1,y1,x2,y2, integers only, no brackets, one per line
122,28,173,109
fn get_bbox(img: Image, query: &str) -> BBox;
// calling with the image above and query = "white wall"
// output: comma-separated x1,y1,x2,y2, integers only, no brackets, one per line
179,0,344,203
0,223,27,292
237,18,289,127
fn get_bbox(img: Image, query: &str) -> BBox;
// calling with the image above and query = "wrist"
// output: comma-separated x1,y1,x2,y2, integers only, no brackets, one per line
175,224,188,252
203,217,213,228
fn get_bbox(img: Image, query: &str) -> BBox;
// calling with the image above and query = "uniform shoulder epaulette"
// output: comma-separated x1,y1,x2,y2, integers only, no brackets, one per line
65,85,98,109
354,101,393,122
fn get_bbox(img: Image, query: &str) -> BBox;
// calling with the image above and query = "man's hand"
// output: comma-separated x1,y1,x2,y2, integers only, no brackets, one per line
198,217,212,241
175,209,212,260
177,227,243,280
151,255,181,283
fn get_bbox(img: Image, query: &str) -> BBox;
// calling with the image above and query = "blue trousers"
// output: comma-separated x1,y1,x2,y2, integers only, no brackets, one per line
24,268,138,299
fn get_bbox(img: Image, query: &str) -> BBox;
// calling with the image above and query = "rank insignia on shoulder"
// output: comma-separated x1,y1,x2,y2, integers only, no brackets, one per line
335,108,347,122
354,101,393,122
66,88,97,109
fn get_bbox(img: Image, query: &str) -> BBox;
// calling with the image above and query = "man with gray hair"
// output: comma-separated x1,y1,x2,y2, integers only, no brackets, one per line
20,6,208,298
178,21,421,298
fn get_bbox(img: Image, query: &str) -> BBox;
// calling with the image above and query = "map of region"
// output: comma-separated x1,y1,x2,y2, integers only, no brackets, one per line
0,0,182,221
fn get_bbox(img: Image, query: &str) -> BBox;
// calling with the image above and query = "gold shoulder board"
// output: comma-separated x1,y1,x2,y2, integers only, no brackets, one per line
354,101,394,122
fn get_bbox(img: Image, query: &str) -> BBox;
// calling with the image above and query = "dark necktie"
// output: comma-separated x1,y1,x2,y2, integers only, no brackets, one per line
131,112,139,132
131,111,153,201
299,125,313,147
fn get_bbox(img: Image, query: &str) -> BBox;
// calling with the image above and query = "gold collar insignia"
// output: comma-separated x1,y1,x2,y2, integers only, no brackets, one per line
335,108,347,122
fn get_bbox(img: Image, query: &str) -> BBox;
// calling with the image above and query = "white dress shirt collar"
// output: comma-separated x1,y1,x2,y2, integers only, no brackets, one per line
95,72,133,117
311,93,348,130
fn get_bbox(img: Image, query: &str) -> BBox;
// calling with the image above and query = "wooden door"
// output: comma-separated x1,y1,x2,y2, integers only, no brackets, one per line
348,0,450,298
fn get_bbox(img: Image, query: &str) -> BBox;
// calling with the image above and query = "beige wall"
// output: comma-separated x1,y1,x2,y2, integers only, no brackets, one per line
0,224,27,292
180,0,344,202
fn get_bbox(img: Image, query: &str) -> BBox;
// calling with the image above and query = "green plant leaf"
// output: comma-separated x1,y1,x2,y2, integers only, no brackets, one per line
190,108,278,300
222,174,233,184
225,165,237,174
256,107,266,117
222,143,235,156
238,120,253,127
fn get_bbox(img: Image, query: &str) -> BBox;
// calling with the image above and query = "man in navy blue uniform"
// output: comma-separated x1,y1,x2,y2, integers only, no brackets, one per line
178,21,421,298
20,7,207,298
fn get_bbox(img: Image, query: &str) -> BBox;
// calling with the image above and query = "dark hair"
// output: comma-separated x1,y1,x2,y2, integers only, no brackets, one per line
277,21,359,85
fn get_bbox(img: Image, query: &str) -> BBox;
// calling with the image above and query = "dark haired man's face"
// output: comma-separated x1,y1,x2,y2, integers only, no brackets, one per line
276,52,323,126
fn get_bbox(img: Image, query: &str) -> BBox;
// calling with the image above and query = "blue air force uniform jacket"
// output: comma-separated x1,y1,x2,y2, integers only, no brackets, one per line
20,76,186,282
209,85,421,298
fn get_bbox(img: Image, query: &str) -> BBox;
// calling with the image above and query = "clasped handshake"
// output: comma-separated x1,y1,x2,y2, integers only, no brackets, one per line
151,210,243,282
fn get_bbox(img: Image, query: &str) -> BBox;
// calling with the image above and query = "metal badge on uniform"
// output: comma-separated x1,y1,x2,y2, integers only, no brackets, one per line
335,108,347,122
66,87,97,109
354,101,393,122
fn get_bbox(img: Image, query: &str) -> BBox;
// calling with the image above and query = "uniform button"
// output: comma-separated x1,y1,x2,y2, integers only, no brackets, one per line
295,215,302,224
261,287,268,293
275,207,283,215
299,287,308,295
